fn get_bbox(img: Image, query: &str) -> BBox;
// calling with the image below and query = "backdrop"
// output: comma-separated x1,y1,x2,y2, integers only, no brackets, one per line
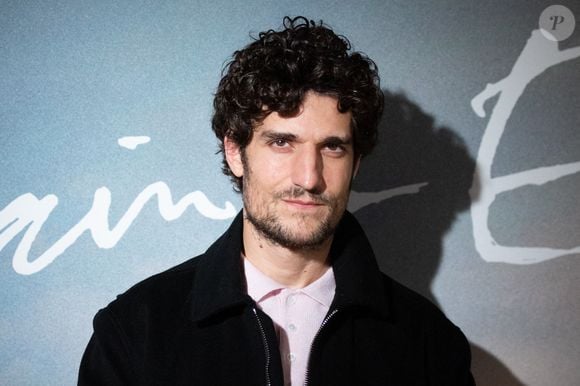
1,1,578,385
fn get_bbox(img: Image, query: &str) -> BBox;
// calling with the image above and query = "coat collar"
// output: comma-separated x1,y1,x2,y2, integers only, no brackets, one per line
189,211,390,322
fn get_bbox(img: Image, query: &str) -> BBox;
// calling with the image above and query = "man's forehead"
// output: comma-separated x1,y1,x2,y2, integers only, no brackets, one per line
254,98,353,140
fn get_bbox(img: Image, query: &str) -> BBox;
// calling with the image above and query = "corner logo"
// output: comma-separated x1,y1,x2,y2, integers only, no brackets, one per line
539,5,576,42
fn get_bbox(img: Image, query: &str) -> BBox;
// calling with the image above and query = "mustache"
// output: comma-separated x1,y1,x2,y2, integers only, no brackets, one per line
275,187,331,205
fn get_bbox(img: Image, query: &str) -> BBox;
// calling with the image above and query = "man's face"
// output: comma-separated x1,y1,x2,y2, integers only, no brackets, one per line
226,92,358,250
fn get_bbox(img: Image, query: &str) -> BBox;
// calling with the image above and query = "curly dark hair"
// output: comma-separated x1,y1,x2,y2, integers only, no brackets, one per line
212,16,384,192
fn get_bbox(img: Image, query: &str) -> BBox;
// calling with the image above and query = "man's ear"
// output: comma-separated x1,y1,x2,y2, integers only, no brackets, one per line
224,136,244,177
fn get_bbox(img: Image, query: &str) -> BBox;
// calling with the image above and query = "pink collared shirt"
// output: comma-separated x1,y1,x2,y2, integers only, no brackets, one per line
243,257,336,386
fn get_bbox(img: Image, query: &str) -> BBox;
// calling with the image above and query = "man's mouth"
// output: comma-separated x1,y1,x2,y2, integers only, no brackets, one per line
282,198,325,209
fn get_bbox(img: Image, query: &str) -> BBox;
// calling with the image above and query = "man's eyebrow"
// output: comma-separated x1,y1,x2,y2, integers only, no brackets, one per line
259,130,352,145
322,135,352,145
259,130,298,142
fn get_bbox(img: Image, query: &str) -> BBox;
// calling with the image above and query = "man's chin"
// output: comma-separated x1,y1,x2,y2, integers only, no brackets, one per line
274,232,332,251
273,219,335,249
246,217,330,249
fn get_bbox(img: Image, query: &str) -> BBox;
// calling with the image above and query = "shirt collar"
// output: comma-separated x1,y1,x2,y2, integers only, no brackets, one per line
244,256,336,308
243,256,284,303
300,267,335,308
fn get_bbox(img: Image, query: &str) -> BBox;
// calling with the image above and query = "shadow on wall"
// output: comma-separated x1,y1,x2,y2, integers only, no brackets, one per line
350,91,524,386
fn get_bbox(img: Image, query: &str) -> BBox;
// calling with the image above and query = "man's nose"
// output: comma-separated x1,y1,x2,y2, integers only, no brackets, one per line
291,146,325,193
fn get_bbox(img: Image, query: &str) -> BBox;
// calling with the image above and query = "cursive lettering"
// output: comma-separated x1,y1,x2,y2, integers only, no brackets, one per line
470,29,580,264
0,182,236,275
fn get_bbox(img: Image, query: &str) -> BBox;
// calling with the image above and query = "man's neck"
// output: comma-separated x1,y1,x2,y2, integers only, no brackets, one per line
242,217,332,289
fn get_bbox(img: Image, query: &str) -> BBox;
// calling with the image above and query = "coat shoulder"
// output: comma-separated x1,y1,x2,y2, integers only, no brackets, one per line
103,254,202,322
382,274,466,337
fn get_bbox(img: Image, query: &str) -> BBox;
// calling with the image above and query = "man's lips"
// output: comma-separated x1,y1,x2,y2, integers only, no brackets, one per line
282,199,325,208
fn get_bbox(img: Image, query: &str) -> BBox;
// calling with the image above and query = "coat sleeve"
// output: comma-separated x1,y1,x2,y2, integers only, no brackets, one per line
78,308,136,386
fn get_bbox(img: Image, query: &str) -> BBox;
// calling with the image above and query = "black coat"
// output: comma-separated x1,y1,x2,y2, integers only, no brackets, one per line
79,211,474,385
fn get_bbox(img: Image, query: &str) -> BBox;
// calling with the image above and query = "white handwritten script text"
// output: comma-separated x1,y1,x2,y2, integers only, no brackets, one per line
470,29,580,264
0,182,236,275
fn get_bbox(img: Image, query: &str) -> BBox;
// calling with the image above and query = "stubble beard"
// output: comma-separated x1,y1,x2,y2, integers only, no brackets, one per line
244,188,338,250
241,154,347,251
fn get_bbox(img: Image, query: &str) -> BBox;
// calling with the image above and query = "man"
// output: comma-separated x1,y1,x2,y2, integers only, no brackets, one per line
79,17,474,385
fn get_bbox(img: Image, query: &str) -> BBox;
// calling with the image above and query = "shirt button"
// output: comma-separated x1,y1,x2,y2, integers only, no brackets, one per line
287,353,296,362
286,294,296,305
287,323,297,332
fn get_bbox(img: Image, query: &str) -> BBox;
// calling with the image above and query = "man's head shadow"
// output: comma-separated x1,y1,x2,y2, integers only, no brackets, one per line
349,91,524,386
350,91,475,304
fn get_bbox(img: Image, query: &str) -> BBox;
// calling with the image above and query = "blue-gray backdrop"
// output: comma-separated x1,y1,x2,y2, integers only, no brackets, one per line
1,1,579,385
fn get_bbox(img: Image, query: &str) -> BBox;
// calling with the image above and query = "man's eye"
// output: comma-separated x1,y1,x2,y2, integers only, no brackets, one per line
325,143,345,153
271,139,289,147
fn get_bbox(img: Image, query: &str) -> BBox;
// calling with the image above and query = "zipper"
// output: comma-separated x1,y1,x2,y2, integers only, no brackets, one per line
252,307,272,386
303,308,339,386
